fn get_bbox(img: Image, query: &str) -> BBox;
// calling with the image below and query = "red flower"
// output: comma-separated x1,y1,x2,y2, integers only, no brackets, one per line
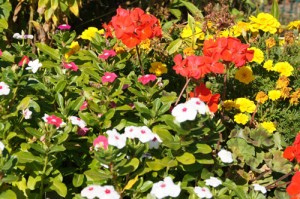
207,93,220,113
98,50,116,60
173,54,189,78
287,171,300,199
42,114,65,128
138,74,156,85
283,146,296,161
283,133,300,163
63,62,78,71
101,72,118,83
18,56,30,67
80,101,88,111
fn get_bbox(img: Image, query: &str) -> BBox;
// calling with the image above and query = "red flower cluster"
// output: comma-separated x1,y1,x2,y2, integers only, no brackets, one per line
287,171,300,199
203,37,254,67
190,83,220,113
107,7,162,48
283,132,300,162
172,54,224,80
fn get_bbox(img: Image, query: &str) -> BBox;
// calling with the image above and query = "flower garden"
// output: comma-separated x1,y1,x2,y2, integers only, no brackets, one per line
1,0,300,198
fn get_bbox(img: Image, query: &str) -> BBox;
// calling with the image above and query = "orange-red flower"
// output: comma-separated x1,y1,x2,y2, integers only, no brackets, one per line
283,133,300,162
287,171,300,199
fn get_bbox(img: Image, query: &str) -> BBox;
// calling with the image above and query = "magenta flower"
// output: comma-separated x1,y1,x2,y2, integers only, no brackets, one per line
80,101,88,111
0,49,2,57
93,135,108,150
42,114,65,128
18,56,30,67
138,74,157,85
77,127,89,136
101,72,118,83
98,50,116,60
58,24,71,30
63,62,78,71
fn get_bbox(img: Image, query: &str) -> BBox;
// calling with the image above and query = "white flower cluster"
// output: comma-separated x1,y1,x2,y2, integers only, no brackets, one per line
13,31,33,40
150,177,181,199
81,185,120,199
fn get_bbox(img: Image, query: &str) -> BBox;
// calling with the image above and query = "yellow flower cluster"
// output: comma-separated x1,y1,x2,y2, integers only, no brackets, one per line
249,13,280,34
81,27,104,41
65,41,80,59
255,91,268,104
287,20,300,30
261,121,276,134
234,113,249,125
290,89,300,105
273,62,294,77
265,37,276,48
222,100,236,110
181,22,205,40
263,60,274,71
230,21,249,37
268,90,281,101
235,98,256,113
149,62,168,76
249,47,264,64
235,66,255,84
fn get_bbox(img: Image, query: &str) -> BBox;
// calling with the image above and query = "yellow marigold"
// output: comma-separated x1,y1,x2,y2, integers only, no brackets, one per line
290,91,300,105
256,91,268,104
263,60,274,71
287,20,300,30
235,66,255,84
249,13,280,34
276,76,290,89
235,98,256,113
273,62,294,77
218,29,230,37
65,41,80,59
261,121,276,133
81,27,104,41
230,21,249,37
249,47,264,64
140,39,151,50
280,87,292,99
183,47,195,56
268,90,281,101
265,37,276,48
234,113,249,125
181,22,205,40
149,62,168,76
223,100,236,110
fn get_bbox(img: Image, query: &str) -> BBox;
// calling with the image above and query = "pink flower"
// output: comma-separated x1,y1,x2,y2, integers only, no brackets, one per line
80,101,88,111
58,24,71,30
93,135,108,150
18,56,30,67
63,62,78,71
101,72,118,83
0,49,2,56
42,114,65,128
138,74,156,85
77,127,89,136
99,50,116,60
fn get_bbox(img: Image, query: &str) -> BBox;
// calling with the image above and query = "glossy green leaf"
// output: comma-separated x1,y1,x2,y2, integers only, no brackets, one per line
15,151,43,163
49,179,67,197
17,96,31,111
195,144,212,154
166,38,182,55
72,173,84,187
176,152,196,165
181,1,203,17
0,190,17,199
36,43,60,61
139,181,153,193
54,80,67,93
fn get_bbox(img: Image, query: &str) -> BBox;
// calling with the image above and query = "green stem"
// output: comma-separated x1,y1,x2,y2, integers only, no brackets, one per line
135,45,144,75
39,152,49,198
175,78,191,105
28,0,35,44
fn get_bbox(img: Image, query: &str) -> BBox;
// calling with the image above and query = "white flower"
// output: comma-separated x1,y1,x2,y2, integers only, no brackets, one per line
26,59,42,73
81,185,102,199
217,149,233,163
69,116,87,128
22,108,32,119
106,129,127,149
100,185,120,199
0,141,4,151
194,187,212,199
148,134,162,149
150,177,181,199
253,184,267,194
205,177,222,187
124,126,139,139
13,31,33,40
187,98,207,115
0,82,10,95
171,102,197,123
135,126,155,143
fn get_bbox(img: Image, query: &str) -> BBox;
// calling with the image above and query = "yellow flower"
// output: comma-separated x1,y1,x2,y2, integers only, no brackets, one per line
149,62,168,76
235,98,256,113
255,91,268,104
181,22,205,40
234,113,249,125
65,41,80,59
263,60,274,71
230,21,249,37
235,66,255,84
287,20,300,30
276,76,290,89
261,121,276,134
81,27,104,41
140,39,151,50
113,45,125,54
249,47,264,64
183,47,195,56
249,13,280,34
265,37,276,48
273,62,294,77
218,29,230,37
268,90,281,101
223,100,236,110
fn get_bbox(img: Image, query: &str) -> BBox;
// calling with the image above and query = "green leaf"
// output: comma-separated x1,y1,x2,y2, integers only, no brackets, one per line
17,96,31,111
36,43,60,61
72,173,84,187
181,1,203,17
139,181,153,193
176,152,196,165
1,51,15,63
134,102,151,116
0,18,8,29
118,158,140,175
14,151,43,163
195,144,212,154
69,96,85,111
54,80,67,92
169,9,181,19
25,127,43,138
146,157,177,171
49,145,66,154
49,179,67,197
271,0,279,20
152,125,173,141
55,93,64,110
84,169,112,181
38,0,50,8
166,39,182,55
27,176,41,190
0,190,17,199
51,0,59,10
188,14,195,34
223,180,248,199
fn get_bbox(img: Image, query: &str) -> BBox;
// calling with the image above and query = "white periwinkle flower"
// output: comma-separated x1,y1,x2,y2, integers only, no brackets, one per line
106,129,127,149
0,82,10,95
81,185,102,199
69,116,87,128
194,187,213,199
22,108,32,119
100,185,120,199
13,30,33,40
218,149,233,163
150,177,181,199
0,141,4,151
205,177,222,187
26,59,42,73
186,97,207,115
171,102,197,123
135,126,155,143
148,134,162,149
253,184,267,194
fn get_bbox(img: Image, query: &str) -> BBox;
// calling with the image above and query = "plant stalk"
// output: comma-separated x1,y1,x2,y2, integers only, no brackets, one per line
135,45,144,75
175,78,191,105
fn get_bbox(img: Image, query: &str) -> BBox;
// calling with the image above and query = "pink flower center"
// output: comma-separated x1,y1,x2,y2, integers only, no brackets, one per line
0,86,2,89
196,101,200,105
152,137,157,141
88,187,94,191
106,75,111,79
141,130,146,134
182,107,187,112
160,183,166,188
115,136,119,140
105,189,111,194
202,188,206,192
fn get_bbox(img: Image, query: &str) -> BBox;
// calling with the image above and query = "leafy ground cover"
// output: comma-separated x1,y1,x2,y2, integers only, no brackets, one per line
1,1,300,199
